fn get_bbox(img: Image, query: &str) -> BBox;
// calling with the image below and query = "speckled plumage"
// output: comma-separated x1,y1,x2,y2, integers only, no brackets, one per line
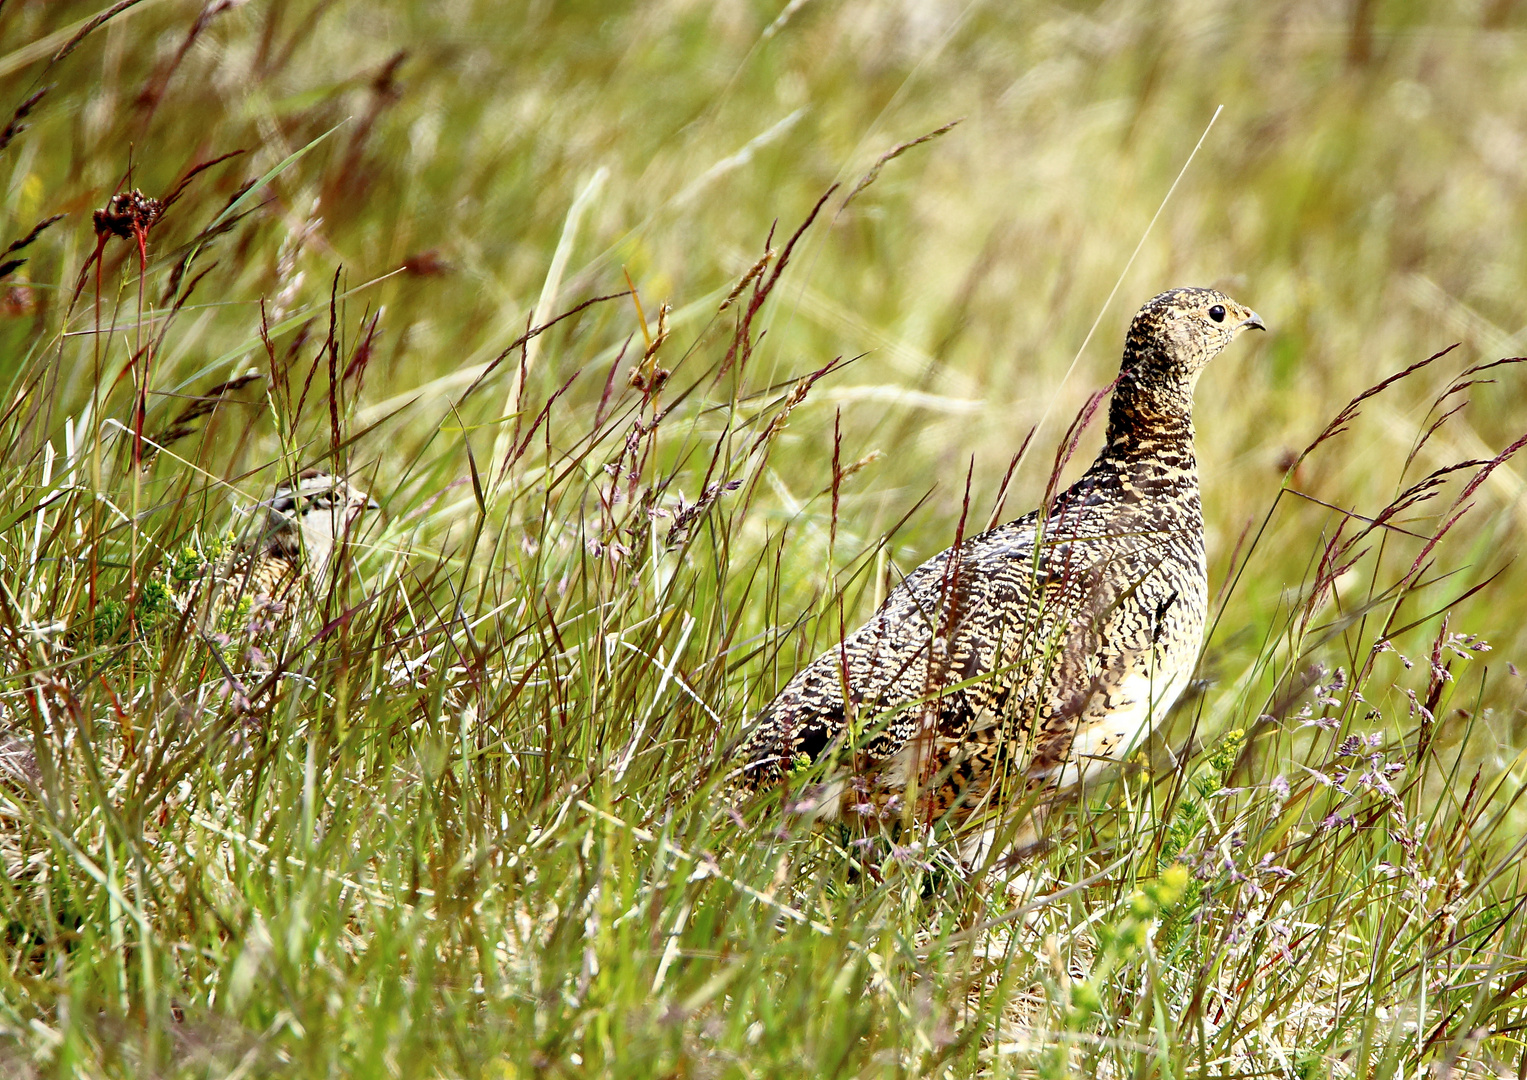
738,288,1264,855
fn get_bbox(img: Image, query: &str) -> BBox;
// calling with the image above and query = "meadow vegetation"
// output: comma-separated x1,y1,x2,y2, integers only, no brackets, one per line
3,0,1527,1075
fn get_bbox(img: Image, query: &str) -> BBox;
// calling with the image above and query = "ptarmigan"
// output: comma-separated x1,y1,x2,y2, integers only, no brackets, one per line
202,469,379,621
738,287,1265,860
3,472,379,786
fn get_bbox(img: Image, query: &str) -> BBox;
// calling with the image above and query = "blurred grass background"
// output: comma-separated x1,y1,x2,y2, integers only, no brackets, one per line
6,0,1527,1075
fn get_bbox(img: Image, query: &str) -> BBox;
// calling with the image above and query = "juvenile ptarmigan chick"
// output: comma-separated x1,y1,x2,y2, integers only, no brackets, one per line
738,287,1265,861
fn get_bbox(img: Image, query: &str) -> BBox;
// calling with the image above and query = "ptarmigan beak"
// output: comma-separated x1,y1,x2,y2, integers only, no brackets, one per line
1239,311,1267,333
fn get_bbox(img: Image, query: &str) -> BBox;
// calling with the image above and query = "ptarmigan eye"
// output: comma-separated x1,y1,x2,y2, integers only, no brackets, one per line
1208,305,1226,323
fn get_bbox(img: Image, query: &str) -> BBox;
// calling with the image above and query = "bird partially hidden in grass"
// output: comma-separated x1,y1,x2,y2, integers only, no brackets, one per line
73,469,381,647
198,469,381,626
2,472,380,786
737,287,1265,865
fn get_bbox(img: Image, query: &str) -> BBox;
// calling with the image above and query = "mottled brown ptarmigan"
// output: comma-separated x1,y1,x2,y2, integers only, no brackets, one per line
3,472,379,788
202,469,380,621
737,287,1265,861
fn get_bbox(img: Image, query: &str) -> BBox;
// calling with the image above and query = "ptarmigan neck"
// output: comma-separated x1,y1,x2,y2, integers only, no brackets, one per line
299,517,339,592
1100,361,1198,473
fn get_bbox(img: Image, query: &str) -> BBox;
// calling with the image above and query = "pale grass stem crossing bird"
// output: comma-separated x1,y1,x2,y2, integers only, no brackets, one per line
738,287,1265,865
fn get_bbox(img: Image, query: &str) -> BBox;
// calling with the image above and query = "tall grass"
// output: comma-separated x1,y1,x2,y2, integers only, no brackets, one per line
3,0,1527,1076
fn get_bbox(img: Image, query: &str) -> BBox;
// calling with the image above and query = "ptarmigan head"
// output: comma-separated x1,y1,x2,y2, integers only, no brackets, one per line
1112,287,1265,429
259,470,380,589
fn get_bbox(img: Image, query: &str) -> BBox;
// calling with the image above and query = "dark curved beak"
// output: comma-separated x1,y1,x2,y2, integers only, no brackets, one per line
366,497,382,510
1239,311,1267,332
